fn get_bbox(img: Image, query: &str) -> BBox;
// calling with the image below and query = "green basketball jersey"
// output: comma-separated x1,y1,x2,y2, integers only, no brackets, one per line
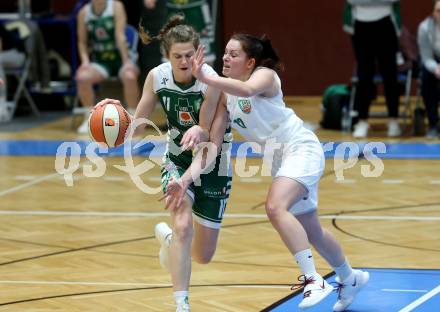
84,0,120,64
166,0,216,63
152,62,230,167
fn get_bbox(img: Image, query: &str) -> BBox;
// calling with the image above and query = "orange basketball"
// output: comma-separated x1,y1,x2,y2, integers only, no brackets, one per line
88,103,131,147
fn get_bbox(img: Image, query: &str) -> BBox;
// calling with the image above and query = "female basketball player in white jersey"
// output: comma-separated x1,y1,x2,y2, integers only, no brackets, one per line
166,34,369,311
96,15,230,312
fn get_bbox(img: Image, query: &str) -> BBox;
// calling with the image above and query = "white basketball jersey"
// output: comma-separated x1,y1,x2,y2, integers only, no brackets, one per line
226,69,303,144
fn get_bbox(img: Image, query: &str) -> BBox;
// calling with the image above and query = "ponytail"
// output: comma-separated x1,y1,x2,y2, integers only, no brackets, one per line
259,35,283,72
138,14,199,57
231,33,283,73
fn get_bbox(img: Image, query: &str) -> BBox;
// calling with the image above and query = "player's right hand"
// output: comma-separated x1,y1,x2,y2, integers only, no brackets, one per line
93,98,122,110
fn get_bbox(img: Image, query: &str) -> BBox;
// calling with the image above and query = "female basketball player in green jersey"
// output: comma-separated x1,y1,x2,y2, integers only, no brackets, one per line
97,15,230,312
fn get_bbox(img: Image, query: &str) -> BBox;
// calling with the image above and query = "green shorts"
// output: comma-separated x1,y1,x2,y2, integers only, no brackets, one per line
91,51,122,78
161,154,232,229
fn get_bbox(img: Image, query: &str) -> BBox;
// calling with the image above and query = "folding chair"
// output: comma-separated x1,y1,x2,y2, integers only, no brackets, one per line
3,20,40,116
71,24,139,128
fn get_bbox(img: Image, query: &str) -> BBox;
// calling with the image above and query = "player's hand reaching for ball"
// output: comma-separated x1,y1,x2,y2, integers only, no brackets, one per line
93,98,134,121
93,98,123,110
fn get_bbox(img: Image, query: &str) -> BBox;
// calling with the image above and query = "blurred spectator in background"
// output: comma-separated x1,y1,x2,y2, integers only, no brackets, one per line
418,0,440,139
76,0,140,133
166,0,216,64
138,0,166,82
343,0,402,138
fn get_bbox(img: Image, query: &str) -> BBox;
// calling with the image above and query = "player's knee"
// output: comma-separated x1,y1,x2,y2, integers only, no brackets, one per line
76,71,93,85
121,69,138,83
265,201,285,221
172,219,193,243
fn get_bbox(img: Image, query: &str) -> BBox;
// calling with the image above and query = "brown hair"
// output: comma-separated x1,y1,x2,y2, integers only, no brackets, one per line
139,14,200,57
231,34,283,73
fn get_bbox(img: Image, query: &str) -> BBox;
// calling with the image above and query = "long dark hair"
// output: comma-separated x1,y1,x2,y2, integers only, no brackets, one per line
139,14,200,57
231,34,283,73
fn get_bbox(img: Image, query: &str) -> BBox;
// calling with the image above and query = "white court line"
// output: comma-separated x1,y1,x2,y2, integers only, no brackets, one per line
0,172,60,197
0,280,170,287
15,176,36,181
0,210,439,222
334,179,356,184
398,284,440,312
0,280,287,290
227,285,287,289
382,289,428,293
430,180,440,185
103,176,126,182
382,179,404,184
320,215,440,221
239,177,263,183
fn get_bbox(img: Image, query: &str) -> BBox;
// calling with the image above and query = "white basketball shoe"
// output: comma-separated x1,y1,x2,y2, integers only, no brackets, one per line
333,269,369,312
154,222,172,271
294,274,333,310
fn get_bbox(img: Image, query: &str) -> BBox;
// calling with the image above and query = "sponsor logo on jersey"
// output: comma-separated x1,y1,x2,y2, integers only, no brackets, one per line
203,187,227,199
179,111,195,126
95,27,108,40
105,118,116,126
238,99,252,114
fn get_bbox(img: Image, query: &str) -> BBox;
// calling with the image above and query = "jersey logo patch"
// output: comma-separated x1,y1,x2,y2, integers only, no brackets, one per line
238,99,252,114
179,111,195,126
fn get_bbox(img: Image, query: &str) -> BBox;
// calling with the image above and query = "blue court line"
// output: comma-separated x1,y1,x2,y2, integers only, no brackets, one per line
263,268,440,312
0,140,440,159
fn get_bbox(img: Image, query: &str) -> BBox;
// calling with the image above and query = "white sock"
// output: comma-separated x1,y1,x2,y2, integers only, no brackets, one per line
173,291,189,305
333,258,354,282
294,249,318,277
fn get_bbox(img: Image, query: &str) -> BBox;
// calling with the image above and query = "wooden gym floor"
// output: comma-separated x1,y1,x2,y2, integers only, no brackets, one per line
0,97,438,311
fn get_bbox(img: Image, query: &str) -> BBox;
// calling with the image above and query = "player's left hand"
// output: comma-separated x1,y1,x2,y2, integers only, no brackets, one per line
180,125,209,151
192,45,206,81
